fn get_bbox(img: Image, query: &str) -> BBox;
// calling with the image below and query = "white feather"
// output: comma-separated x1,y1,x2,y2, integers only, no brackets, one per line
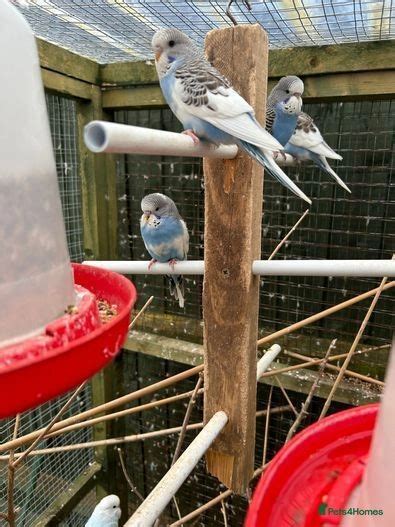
290,123,342,160
173,78,283,151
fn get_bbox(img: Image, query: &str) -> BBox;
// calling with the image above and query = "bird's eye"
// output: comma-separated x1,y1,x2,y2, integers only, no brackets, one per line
155,207,160,211
169,40,175,47
285,89,290,94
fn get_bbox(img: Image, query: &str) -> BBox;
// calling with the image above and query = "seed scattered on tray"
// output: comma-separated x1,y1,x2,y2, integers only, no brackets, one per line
65,305,79,315
97,299,118,324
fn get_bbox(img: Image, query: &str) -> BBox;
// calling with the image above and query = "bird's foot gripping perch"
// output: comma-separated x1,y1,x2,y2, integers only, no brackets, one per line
168,258,178,271
182,129,200,144
273,150,288,162
148,258,157,271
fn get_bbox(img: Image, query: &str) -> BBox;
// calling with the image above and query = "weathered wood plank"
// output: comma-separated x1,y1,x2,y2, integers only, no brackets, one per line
41,69,93,100
202,24,266,493
302,70,395,100
37,38,100,84
99,41,395,86
124,331,381,406
269,40,395,78
102,85,166,109
101,69,394,110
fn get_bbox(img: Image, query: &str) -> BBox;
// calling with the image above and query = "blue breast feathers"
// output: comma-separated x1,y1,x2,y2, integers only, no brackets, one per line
272,107,298,147
141,216,186,263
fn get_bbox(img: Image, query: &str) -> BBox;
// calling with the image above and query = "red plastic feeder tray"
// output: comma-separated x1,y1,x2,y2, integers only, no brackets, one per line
0,263,137,418
245,404,379,527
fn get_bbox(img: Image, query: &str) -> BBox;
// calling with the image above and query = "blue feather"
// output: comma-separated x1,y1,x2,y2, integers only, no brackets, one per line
272,105,298,146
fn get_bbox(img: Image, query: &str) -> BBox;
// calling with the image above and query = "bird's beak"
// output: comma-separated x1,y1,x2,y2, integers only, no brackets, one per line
144,211,151,220
154,47,163,61
294,93,302,99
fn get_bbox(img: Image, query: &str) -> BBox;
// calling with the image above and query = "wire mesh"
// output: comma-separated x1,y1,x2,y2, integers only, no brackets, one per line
59,488,98,526
116,98,394,380
12,0,395,63
46,93,84,263
0,387,93,526
119,350,350,526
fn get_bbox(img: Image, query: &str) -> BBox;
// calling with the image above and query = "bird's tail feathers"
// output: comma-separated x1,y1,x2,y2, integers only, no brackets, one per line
318,156,351,193
239,140,312,205
168,275,185,309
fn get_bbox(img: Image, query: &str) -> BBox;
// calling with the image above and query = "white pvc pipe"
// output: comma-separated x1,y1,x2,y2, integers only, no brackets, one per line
84,121,238,159
83,260,395,277
84,260,204,275
257,344,282,380
251,260,395,277
124,411,228,527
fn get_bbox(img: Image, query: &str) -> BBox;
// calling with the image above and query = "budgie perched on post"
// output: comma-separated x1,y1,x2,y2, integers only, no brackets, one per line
140,193,189,308
85,495,121,527
151,28,311,205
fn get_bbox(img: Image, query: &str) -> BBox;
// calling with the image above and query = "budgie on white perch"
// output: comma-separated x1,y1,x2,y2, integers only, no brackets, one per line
151,27,311,205
267,75,350,193
140,192,189,308
85,495,121,527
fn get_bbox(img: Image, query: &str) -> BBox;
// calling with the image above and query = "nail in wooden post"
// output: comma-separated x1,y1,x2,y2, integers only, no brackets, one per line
203,24,267,493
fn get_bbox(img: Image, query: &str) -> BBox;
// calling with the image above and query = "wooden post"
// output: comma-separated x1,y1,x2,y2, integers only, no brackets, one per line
203,24,267,493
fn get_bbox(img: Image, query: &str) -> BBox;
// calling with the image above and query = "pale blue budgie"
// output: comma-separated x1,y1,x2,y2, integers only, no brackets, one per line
266,75,304,146
285,112,351,193
152,28,311,205
140,193,189,308
85,495,121,527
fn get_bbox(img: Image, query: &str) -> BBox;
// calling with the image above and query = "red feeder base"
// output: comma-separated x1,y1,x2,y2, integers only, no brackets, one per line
0,263,137,417
245,404,379,527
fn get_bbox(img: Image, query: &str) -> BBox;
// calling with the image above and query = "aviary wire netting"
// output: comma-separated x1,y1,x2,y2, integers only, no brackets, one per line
12,0,395,63
0,94,90,527
116,97,394,379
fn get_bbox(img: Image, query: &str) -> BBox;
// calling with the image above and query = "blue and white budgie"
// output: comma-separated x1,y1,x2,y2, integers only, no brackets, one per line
266,75,304,146
140,193,189,308
285,112,351,193
151,28,311,205
85,495,121,527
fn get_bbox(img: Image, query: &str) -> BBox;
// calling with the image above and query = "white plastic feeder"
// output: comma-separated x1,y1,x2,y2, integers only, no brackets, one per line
0,0,74,345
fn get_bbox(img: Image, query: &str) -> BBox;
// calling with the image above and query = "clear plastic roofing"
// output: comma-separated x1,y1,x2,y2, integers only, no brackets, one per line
12,1,395,63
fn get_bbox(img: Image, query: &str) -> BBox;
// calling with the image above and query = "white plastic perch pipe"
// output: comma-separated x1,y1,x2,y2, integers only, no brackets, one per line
84,260,395,277
257,344,282,380
124,411,228,527
84,121,238,159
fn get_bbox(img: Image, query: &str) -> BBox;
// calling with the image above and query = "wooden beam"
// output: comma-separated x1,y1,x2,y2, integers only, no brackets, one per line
302,70,395,100
37,38,100,85
202,24,266,493
34,461,101,526
269,40,395,78
41,69,93,100
101,59,157,85
123,331,381,407
102,85,166,109
101,69,394,110
99,41,395,87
